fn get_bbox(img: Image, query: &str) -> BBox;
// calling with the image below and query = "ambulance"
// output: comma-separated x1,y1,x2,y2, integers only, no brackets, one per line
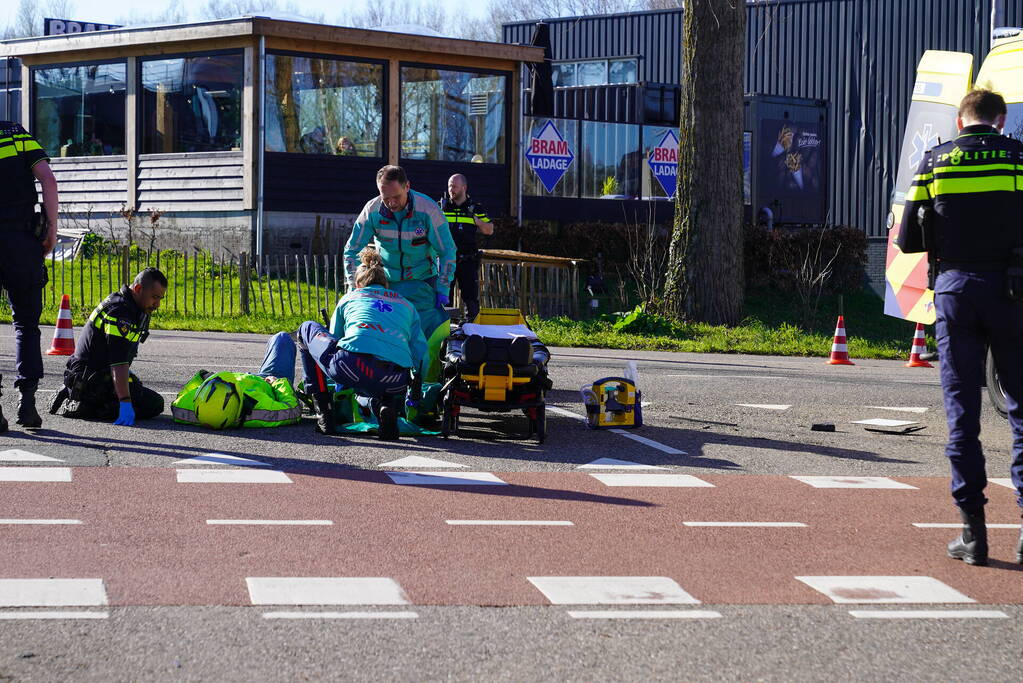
885,28,1023,417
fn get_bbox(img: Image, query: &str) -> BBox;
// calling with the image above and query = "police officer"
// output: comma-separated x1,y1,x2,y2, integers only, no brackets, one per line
0,121,59,432
897,88,1023,566
343,165,456,333
48,268,168,426
440,174,493,322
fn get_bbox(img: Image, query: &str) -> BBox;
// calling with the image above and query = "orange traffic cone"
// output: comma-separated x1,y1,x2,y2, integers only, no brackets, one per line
46,294,76,356
826,315,854,365
905,322,933,368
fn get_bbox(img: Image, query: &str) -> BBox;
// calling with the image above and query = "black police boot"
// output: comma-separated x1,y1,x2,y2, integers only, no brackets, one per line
376,395,399,442
311,392,335,435
947,508,988,566
16,383,42,429
1016,514,1023,564
48,386,69,415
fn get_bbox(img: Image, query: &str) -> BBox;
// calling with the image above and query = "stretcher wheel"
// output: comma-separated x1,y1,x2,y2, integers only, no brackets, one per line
441,398,458,439
530,405,546,444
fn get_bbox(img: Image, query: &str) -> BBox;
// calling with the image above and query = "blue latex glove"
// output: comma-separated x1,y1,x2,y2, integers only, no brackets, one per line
435,293,450,308
113,401,135,426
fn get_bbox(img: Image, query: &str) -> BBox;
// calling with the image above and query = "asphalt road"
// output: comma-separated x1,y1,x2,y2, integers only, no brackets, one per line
1,326,1021,682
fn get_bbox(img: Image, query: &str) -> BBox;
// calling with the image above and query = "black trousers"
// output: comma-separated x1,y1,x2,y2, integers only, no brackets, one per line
59,369,164,421
0,227,47,389
448,256,480,322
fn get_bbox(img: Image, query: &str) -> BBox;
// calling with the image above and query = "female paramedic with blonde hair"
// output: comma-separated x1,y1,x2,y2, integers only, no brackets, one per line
296,248,428,441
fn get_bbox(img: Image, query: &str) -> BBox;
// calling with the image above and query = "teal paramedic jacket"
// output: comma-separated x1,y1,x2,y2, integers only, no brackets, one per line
329,284,429,372
344,190,457,296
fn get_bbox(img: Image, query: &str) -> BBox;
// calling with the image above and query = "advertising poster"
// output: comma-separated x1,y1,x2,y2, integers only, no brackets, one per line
759,119,825,222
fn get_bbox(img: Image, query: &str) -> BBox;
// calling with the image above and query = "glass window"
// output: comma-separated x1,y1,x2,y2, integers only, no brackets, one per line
552,63,576,88
265,54,384,157
401,67,507,163
33,63,126,157
522,117,578,198
140,53,243,154
608,58,637,84
580,121,640,199
641,126,676,199
576,61,607,86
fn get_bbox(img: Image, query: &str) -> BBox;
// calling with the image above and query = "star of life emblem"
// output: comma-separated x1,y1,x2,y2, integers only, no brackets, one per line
909,123,939,168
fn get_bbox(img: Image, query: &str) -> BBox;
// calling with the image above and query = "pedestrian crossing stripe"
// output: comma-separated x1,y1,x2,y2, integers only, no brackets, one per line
176,469,292,483
173,453,272,468
246,578,410,605
385,471,508,486
379,456,467,469
0,467,72,482
577,458,666,470
528,576,701,605
790,476,917,490
0,449,63,462
796,576,974,604
0,579,107,607
589,473,713,487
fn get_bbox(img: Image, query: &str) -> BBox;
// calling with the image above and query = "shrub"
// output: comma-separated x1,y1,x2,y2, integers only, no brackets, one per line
744,225,866,293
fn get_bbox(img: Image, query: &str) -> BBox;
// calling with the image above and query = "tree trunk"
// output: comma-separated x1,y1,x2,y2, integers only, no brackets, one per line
662,0,746,325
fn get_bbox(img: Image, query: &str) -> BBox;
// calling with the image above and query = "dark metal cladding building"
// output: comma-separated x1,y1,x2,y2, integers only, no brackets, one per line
504,1,1023,288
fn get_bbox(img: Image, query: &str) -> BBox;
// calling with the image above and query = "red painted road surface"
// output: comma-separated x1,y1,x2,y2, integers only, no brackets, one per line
3,468,1022,606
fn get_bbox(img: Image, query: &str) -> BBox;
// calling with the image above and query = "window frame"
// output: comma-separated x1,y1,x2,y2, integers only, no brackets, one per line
264,49,389,159
30,57,129,158
137,48,245,156
398,61,512,166
550,57,641,87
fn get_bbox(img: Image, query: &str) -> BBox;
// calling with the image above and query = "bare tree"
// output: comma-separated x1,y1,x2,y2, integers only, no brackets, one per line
199,0,323,23
661,0,746,325
115,2,189,27
3,0,75,39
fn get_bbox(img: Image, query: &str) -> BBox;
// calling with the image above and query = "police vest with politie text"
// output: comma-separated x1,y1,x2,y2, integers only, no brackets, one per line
68,285,152,378
897,124,1023,278
440,194,491,257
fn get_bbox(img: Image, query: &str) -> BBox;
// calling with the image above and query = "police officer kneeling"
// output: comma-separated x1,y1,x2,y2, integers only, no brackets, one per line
897,88,1023,566
49,268,168,426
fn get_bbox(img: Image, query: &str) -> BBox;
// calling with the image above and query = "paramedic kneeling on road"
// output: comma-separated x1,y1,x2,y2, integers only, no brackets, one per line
343,165,456,327
298,248,427,441
49,268,167,426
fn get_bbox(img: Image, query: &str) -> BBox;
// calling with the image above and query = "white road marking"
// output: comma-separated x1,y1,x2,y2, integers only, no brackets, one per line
0,449,63,462
683,521,806,527
913,523,1021,529
384,471,507,486
379,455,467,469
735,404,791,410
852,418,919,427
865,406,929,414
529,576,700,605
547,406,585,421
609,430,687,455
0,519,81,525
206,520,333,526
262,611,418,620
664,374,790,380
0,467,72,482
849,610,1007,619
590,473,714,488
446,520,574,526
174,453,272,468
0,579,107,607
176,469,292,484
247,578,410,605
796,576,975,604
577,458,666,470
0,611,109,620
790,476,917,490
989,478,1016,490
568,610,721,619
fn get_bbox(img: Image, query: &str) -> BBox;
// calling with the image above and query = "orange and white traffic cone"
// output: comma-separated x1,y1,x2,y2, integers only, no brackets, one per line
905,322,933,368
826,315,854,365
46,294,76,356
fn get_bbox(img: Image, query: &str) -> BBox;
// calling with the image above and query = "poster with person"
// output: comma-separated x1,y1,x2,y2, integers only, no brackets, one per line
759,119,825,223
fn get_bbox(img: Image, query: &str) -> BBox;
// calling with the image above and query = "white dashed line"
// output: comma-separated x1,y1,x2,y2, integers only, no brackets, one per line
176,469,292,483
379,456,467,469
852,418,918,427
384,471,508,486
609,430,687,455
568,610,722,619
0,467,72,482
0,519,81,525
0,611,109,620
0,579,107,607
913,523,1021,529
0,449,63,462
446,520,574,526
865,406,929,414
246,578,410,606
796,576,975,604
174,454,272,468
577,458,666,470
848,610,1007,619
528,576,700,605
790,476,917,490
589,473,714,488
683,521,806,528
206,520,333,526
263,611,418,620
735,404,791,410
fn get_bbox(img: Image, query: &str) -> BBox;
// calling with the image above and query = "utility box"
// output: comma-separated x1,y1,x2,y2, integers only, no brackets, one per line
744,94,828,226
